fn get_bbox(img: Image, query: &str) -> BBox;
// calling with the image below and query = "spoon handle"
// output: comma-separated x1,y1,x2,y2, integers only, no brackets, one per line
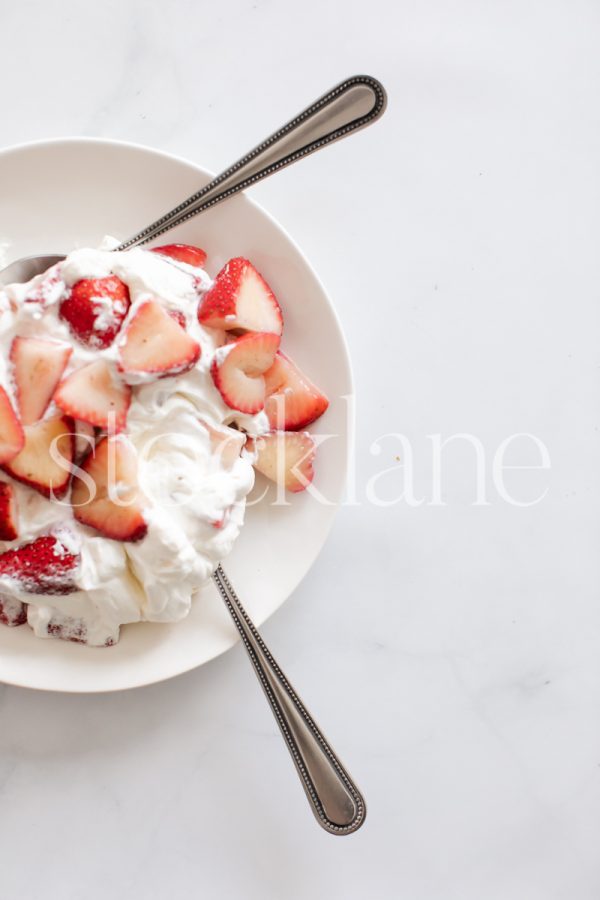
118,75,386,250
212,564,366,835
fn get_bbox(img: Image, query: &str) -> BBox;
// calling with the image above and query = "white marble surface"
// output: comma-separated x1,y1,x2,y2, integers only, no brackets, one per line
1,1,600,897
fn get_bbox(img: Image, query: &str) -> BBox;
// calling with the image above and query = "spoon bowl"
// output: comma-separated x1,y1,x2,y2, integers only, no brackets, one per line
0,254,65,285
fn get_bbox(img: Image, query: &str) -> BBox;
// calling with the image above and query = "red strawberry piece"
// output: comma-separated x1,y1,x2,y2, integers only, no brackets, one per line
54,360,131,432
118,300,201,378
250,431,316,493
263,352,329,430
2,414,75,499
199,419,245,469
210,332,280,414
0,529,80,595
198,258,283,335
0,482,18,541
71,435,148,542
11,336,72,425
59,275,131,348
0,387,25,464
151,243,207,268
0,594,27,626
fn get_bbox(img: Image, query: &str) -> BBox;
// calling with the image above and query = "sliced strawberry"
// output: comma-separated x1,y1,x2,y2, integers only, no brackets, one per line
0,594,27,626
11,336,72,425
71,435,148,542
0,529,80,595
264,352,329,430
59,275,131,348
151,243,207,268
210,332,279,414
0,387,25,464
250,431,315,493
54,360,131,432
0,482,18,541
118,300,201,378
2,415,75,498
199,419,245,469
198,258,283,335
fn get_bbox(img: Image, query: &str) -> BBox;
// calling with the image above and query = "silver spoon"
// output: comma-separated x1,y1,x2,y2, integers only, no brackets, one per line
0,75,386,835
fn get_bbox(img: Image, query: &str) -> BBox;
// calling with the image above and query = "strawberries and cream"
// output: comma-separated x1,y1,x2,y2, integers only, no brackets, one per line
0,240,327,646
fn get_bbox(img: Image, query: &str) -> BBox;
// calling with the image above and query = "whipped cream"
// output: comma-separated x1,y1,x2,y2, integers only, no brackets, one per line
0,240,268,645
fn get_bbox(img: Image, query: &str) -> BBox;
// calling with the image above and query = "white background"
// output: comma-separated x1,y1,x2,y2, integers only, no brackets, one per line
1,1,600,897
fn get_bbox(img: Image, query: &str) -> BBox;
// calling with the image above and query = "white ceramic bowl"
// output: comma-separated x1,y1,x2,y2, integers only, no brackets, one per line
0,138,352,693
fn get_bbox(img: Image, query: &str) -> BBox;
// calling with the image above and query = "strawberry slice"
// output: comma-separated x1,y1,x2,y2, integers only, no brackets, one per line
54,360,131,432
0,594,27,626
10,336,72,425
0,529,80,594
0,387,25,464
118,300,201,378
2,414,75,498
210,332,280,414
0,482,18,541
59,275,131,348
250,431,316,493
71,435,148,542
264,352,329,430
199,419,245,469
198,258,283,335
151,243,207,268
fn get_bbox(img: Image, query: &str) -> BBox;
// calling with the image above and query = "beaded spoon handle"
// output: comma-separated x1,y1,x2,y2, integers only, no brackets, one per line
117,75,386,249
213,565,366,835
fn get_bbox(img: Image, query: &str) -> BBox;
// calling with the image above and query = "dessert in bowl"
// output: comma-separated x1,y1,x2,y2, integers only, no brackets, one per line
0,240,328,647
0,138,351,692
